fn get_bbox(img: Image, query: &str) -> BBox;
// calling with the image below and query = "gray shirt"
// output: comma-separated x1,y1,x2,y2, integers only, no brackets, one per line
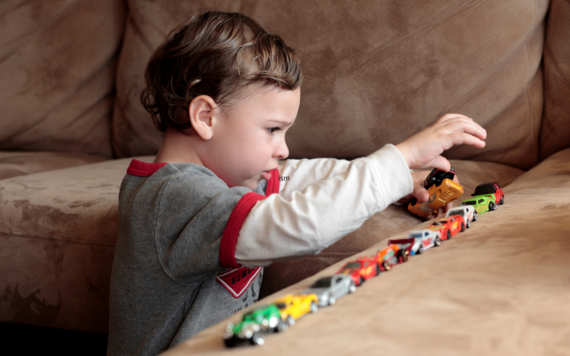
107,162,267,356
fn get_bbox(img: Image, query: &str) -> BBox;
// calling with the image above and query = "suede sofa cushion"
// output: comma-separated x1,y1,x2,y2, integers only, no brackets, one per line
0,151,107,180
163,148,570,356
0,0,126,158
113,0,547,170
0,156,151,332
259,160,524,298
541,0,570,161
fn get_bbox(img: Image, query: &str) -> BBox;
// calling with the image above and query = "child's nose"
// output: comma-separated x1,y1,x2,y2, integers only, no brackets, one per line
274,140,289,160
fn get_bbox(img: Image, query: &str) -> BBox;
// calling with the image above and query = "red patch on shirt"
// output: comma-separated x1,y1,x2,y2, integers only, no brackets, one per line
216,266,262,298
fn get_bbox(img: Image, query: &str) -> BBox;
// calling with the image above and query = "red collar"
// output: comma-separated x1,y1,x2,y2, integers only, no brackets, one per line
126,159,280,196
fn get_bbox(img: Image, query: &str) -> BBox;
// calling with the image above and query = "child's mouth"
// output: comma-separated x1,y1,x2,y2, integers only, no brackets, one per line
260,171,272,181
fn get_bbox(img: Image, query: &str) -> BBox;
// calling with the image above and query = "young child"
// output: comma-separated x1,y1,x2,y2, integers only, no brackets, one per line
107,10,486,356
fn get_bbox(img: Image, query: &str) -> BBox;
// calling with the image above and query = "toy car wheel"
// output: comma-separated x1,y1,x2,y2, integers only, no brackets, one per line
358,276,365,286
224,337,238,348
466,220,471,228
499,195,504,205
382,261,391,271
275,319,288,333
446,230,451,240
398,250,409,262
410,197,418,206
328,296,336,306
375,264,381,276
417,245,424,254
310,301,318,313
460,222,465,232
434,237,441,247
286,315,295,326
473,212,478,221
489,201,497,211
250,333,265,346
348,282,356,293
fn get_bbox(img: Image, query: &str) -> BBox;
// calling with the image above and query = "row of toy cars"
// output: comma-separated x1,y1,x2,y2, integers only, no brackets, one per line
223,170,505,347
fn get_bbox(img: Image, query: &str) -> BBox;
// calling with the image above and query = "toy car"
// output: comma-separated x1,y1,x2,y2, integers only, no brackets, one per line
408,168,464,217
376,244,409,271
388,229,442,255
472,182,504,205
223,304,287,347
460,194,497,214
336,257,380,286
273,294,319,326
301,275,356,307
446,205,477,228
428,215,465,240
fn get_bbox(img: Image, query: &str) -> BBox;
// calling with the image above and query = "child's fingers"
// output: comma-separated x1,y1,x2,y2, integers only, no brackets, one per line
440,119,487,140
416,155,451,171
436,113,473,124
411,184,430,203
449,132,486,148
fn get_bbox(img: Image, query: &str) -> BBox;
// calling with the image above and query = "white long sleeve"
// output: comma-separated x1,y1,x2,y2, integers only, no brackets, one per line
235,144,413,267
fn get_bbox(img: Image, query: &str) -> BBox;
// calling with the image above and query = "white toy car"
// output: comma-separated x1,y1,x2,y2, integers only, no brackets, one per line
388,229,441,256
446,205,477,228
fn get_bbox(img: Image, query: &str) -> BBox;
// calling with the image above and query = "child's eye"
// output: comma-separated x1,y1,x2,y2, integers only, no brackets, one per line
267,127,280,134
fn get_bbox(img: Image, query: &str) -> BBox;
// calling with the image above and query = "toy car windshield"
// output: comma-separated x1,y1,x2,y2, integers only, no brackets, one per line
343,262,362,269
462,201,477,205
424,168,455,189
472,183,496,196
410,233,423,238
274,303,287,309
310,277,332,288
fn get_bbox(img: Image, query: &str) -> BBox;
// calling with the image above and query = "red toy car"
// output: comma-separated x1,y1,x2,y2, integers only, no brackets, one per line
472,182,504,205
428,215,465,240
336,257,380,286
376,245,409,271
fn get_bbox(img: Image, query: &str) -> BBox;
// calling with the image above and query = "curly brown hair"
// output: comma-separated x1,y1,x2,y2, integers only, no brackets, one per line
141,10,303,134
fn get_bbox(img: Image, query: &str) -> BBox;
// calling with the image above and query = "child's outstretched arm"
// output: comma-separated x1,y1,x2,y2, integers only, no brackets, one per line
233,113,486,267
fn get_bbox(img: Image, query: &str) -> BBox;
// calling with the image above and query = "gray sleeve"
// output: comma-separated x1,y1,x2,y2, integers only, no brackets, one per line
154,168,252,284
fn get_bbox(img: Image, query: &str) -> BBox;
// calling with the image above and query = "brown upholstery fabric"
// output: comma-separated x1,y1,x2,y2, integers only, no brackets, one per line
0,156,153,332
0,151,107,180
113,0,547,171
0,0,127,157
541,0,570,161
162,148,570,356
259,159,524,298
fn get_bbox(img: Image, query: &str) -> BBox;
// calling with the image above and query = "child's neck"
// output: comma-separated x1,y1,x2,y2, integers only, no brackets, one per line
153,129,204,166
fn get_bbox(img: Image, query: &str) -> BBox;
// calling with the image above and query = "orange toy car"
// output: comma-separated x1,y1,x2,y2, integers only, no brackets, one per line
376,244,409,271
408,168,464,217
336,257,380,286
428,215,466,240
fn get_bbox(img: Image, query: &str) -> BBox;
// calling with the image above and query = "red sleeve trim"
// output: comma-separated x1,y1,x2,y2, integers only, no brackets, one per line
265,169,280,196
127,159,167,177
219,192,267,268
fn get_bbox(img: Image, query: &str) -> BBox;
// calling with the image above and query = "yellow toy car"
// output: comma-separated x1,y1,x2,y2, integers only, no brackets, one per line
273,294,319,326
408,169,464,217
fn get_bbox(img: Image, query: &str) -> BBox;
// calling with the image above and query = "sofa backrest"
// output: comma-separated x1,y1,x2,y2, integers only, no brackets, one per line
112,0,553,170
0,0,126,158
541,0,570,162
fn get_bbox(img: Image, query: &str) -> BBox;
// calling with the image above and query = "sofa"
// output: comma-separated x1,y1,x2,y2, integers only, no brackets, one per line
1,0,569,353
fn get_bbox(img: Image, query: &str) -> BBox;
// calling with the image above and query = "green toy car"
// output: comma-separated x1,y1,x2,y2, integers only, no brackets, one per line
223,305,287,347
460,195,497,215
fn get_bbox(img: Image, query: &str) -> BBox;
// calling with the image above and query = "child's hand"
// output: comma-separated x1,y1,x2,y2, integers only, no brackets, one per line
398,171,462,220
395,114,486,170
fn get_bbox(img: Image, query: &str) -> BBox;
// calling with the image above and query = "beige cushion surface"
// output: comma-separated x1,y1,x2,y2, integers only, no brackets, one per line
260,159,524,298
541,0,570,160
0,156,152,332
0,0,126,157
114,0,547,170
163,148,570,356
0,151,108,180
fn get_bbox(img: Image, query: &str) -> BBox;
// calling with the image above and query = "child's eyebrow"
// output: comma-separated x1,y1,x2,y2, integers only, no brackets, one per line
268,119,295,126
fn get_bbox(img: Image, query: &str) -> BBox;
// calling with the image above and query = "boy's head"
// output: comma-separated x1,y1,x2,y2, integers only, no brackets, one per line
141,10,303,135
141,11,303,189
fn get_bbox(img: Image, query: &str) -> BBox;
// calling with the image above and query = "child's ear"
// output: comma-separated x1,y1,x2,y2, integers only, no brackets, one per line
189,95,217,140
